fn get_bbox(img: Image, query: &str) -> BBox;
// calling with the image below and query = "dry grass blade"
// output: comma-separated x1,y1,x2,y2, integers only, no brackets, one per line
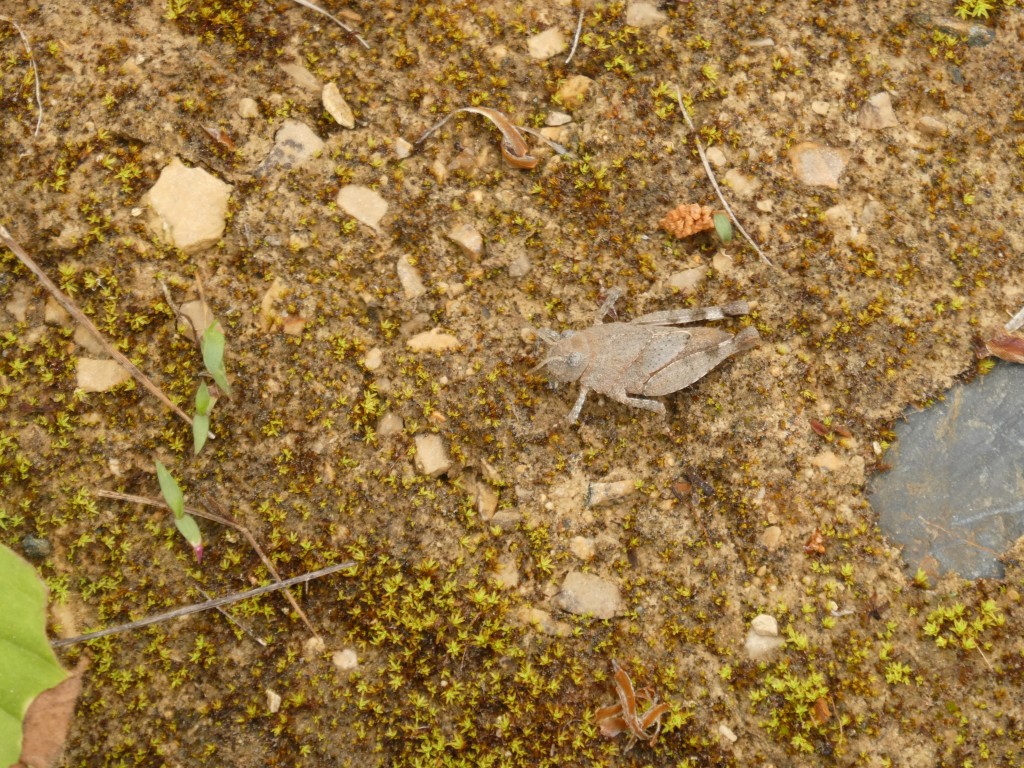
0,226,194,428
0,14,43,136
565,4,585,65
414,107,539,169
672,89,773,267
1005,302,1024,333
50,562,354,649
288,0,369,49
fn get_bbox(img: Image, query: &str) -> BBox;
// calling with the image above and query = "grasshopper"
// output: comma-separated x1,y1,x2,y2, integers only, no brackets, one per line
535,295,759,422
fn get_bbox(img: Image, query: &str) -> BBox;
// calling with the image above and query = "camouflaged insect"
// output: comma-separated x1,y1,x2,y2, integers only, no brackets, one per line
535,297,759,422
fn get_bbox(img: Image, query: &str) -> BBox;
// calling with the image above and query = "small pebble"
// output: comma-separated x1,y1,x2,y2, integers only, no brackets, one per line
407,328,461,353
332,649,359,671
363,347,383,371
337,185,388,233
556,571,623,619
322,82,355,128
76,358,130,393
396,255,427,300
237,97,259,119
266,689,282,714
527,27,566,60
859,92,899,130
21,535,52,561
447,223,484,259
788,141,849,188
258,120,325,175
569,536,596,561
414,433,452,478
144,158,232,254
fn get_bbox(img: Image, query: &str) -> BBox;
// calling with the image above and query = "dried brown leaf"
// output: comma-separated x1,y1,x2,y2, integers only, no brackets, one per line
16,658,87,768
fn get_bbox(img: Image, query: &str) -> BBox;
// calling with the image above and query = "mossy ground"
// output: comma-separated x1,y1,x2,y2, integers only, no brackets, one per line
2,0,1023,765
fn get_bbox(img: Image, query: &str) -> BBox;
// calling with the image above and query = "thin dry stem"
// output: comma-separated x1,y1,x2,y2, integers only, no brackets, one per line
51,562,354,649
673,90,773,267
565,5,585,65
93,489,318,636
0,15,43,135
0,226,194,428
289,0,369,49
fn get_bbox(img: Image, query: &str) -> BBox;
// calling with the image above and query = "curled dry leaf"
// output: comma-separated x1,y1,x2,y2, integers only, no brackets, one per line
595,661,671,752
415,107,538,169
659,203,716,239
16,658,87,768
982,330,1024,364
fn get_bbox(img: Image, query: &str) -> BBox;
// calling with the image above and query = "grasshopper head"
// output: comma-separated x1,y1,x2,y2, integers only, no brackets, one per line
532,329,588,384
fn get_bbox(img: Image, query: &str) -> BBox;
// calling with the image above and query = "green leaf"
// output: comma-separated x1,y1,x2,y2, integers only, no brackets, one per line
195,381,211,416
713,212,733,242
201,322,232,395
193,411,210,455
174,514,204,562
155,460,185,519
0,545,68,766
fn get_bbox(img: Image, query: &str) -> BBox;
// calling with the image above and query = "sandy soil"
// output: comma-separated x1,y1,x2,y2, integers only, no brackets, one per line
2,0,1023,765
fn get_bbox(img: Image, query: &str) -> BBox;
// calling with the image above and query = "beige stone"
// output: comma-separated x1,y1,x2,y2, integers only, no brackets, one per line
144,158,233,254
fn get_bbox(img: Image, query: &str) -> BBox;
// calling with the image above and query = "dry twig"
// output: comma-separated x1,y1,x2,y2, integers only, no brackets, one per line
0,226,194,428
93,489,319,636
0,14,43,135
673,90,773,266
51,562,354,649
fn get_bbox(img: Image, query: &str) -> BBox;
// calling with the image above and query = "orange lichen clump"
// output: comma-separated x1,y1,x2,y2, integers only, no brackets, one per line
659,203,716,238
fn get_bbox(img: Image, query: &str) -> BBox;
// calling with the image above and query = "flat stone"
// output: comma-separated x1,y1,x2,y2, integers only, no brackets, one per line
869,361,1024,579
260,120,325,174
760,525,783,550
377,412,404,436
76,358,130,392
447,223,484,258
668,267,706,294
337,185,388,233
491,558,520,589
545,111,572,127
331,649,358,670
626,1,667,27
414,433,452,478
569,536,596,561
704,146,727,167
73,325,106,356
811,100,831,116
508,253,532,278
237,97,259,119
860,92,899,130
407,328,460,353
527,27,566,60
555,75,594,110
144,158,232,254
516,607,572,637
396,255,427,299
788,141,849,189
555,571,623,619
4,285,31,322
394,137,413,159
723,168,759,197
322,83,355,128
44,297,70,326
